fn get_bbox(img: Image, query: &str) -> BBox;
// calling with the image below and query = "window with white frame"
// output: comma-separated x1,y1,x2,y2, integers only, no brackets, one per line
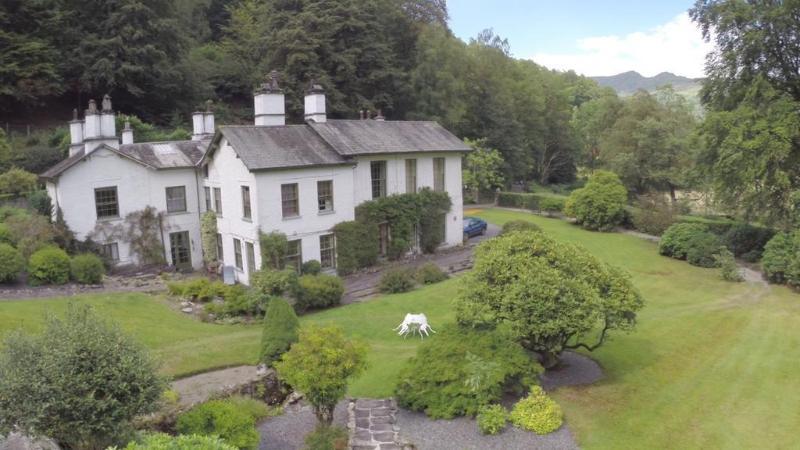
371,161,387,198
101,242,119,262
166,186,187,213
317,180,333,212
94,186,119,219
245,241,256,274
281,183,299,218
405,159,417,193
433,157,446,192
213,187,222,216
241,186,252,219
284,239,302,272
320,234,335,269
233,238,243,270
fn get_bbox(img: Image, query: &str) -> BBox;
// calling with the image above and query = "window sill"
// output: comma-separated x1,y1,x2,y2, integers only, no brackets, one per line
318,209,335,216
96,216,121,223
166,211,190,216
242,217,252,223
282,215,301,221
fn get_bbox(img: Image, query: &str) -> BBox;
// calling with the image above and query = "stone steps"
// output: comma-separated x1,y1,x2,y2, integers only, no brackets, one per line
347,398,409,450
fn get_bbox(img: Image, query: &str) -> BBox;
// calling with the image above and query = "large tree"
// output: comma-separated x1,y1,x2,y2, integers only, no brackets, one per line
691,0,800,226
455,230,644,368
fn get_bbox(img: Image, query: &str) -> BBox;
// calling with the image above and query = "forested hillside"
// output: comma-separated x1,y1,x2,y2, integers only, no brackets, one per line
0,0,616,184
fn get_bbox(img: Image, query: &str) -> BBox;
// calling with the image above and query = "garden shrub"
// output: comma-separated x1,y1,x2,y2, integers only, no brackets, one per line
685,232,724,268
294,274,344,311
275,326,367,425
219,288,266,317
332,221,378,275
761,232,796,284
416,262,448,284
0,205,28,222
0,304,165,449
27,190,52,217
4,213,55,259
477,404,508,435
721,223,775,262
70,253,105,284
539,197,565,216
631,195,675,236
716,248,743,282
261,297,299,366
301,259,322,275
28,246,70,286
378,268,416,294
455,231,643,368
259,231,288,270
225,396,271,421
122,433,236,450
563,171,628,231
167,278,228,302
0,167,37,195
176,399,260,450
0,222,12,245
303,425,348,450
0,243,24,283
251,269,298,297
509,386,563,434
201,211,218,266
501,220,541,234
659,223,709,259
395,325,542,419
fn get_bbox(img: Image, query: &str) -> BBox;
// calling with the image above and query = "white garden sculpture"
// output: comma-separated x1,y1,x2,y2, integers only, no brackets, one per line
394,313,436,339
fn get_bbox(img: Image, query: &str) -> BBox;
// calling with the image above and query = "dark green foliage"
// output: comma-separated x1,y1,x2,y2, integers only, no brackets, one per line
455,231,644,368
659,223,710,260
4,212,55,259
201,211,219,266
378,268,416,294
685,232,724,268
539,196,566,216
0,223,10,245
167,278,230,302
496,192,565,214
395,325,541,419
0,304,165,449
294,274,345,311
332,221,379,275
303,425,348,450
122,432,237,450
176,399,260,450
26,190,52,217
564,171,628,231
301,260,322,275
209,288,267,318
716,249,743,282
259,231,288,270
0,168,37,196
356,189,452,258
501,220,542,235
28,246,70,286
721,223,775,262
761,232,797,285
70,253,105,284
416,262,448,285
631,195,676,236
0,243,24,283
260,297,299,366
477,404,508,435
250,269,298,297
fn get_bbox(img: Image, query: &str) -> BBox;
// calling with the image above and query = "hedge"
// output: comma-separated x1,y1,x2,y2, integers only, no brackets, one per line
496,192,566,214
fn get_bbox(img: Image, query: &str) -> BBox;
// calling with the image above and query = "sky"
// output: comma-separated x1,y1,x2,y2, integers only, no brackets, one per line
447,0,713,78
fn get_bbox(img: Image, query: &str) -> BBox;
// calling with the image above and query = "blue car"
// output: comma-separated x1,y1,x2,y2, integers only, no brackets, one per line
463,216,488,241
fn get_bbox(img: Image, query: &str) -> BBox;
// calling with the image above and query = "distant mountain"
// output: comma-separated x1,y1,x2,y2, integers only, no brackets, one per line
591,71,702,95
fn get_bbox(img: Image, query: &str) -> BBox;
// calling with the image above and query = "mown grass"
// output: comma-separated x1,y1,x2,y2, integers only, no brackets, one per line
2,208,799,449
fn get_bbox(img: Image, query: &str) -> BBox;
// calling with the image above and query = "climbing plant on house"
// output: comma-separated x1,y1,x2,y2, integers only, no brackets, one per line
200,211,218,267
259,231,288,270
89,206,167,266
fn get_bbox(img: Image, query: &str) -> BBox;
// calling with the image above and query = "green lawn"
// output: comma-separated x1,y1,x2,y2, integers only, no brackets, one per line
2,208,799,449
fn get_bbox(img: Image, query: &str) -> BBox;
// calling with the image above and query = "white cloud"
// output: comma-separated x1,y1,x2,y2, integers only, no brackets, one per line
531,13,713,78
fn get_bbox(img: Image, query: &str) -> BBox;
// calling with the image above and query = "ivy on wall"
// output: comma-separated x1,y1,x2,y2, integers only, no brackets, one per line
200,211,218,266
88,206,167,266
260,230,288,270
334,189,451,274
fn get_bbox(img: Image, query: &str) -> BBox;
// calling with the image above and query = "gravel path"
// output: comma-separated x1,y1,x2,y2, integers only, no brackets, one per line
258,400,349,450
171,365,260,407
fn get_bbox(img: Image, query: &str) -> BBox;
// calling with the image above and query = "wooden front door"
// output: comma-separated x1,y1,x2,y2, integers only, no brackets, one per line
169,231,191,269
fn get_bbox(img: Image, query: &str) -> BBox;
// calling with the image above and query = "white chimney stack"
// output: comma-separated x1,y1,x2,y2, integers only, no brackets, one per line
83,99,100,140
254,71,285,126
68,109,84,156
100,94,116,140
121,120,133,145
192,100,215,141
304,81,326,123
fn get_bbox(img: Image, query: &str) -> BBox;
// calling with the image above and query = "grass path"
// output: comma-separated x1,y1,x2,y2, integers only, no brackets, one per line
1,208,799,448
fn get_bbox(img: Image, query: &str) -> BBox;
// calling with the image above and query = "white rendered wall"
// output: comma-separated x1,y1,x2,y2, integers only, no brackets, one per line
204,140,260,284
49,148,203,269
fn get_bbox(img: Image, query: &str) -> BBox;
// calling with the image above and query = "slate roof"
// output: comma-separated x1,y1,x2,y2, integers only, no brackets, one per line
40,139,208,180
217,125,348,171
309,120,471,156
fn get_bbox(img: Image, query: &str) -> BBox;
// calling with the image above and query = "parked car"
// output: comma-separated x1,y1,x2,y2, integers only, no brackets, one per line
463,216,488,241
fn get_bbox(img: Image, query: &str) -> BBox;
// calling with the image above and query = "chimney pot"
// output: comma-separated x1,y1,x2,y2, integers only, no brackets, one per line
304,80,327,123
254,71,286,126
121,119,134,145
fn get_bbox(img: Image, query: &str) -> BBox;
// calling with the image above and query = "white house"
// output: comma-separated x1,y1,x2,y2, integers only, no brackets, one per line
41,72,470,284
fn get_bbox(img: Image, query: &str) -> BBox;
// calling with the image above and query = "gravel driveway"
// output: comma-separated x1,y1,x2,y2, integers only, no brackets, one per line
258,400,348,450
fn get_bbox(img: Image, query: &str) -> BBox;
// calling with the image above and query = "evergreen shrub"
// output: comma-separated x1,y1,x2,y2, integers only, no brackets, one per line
658,223,710,259
416,262,448,284
378,268,416,294
301,259,322,275
685,232,724,268
477,404,508,435
70,253,105,284
563,171,628,231
332,221,378,275
294,274,344,311
122,433,236,450
260,297,299,366
509,386,563,434
176,399,260,450
501,220,541,234
250,269,298,297
28,246,70,285
0,243,24,283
